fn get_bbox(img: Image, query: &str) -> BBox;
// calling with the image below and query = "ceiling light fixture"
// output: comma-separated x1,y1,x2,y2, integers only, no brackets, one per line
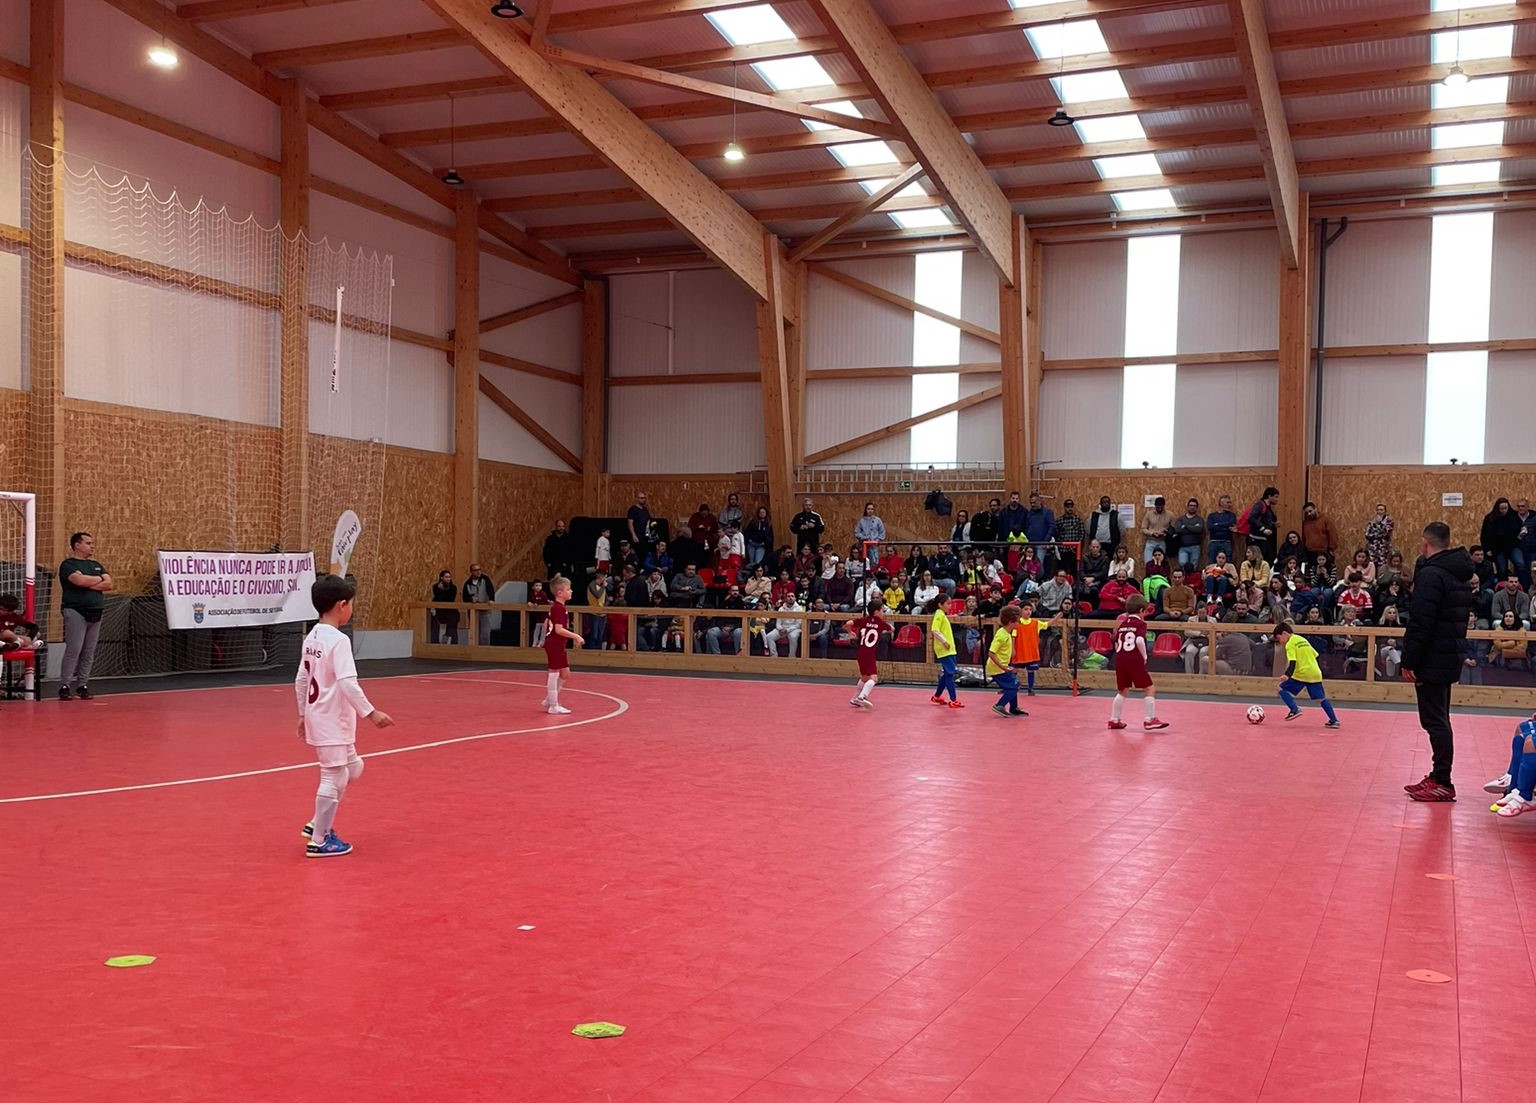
724,62,745,162
442,94,464,187
1048,108,1076,127
489,0,523,17
148,41,179,69
1443,5,1468,87
1045,16,1074,127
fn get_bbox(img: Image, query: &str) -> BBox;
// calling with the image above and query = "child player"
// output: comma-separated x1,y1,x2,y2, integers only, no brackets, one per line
986,605,1026,717
846,599,891,709
297,574,394,858
1014,599,1063,697
1273,621,1340,728
926,597,963,708
1485,712,1536,817
1108,593,1169,731
542,575,583,715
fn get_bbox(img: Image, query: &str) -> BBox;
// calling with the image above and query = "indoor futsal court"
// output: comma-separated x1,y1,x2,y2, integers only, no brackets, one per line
3,673,1533,1103
7,0,1536,1100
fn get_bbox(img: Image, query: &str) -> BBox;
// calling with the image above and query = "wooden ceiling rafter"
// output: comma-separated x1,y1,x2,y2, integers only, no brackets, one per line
1227,0,1302,267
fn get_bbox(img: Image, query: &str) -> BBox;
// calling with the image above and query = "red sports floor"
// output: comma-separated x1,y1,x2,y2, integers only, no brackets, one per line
3,669,1532,1103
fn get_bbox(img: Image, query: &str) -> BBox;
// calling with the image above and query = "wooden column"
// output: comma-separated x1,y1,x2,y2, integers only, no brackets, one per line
452,190,480,573
278,79,311,552
1027,234,1044,483
1276,190,1311,531
28,0,65,634
580,277,607,513
999,214,1032,492
784,260,807,467
756,235,795,517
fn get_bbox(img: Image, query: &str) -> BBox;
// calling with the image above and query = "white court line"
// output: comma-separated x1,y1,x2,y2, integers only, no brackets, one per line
0,682,627,804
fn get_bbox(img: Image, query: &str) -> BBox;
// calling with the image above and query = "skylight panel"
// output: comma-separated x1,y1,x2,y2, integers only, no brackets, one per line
890,209,954,230
1432,25,1514,63
1075,114,1146,144
1024,19,1108,60
1094,153,1162,179
1433,0,1509,10
830,141,899,167
706,5,794,47
859,178,929,201
1433,161,1502,186
1431,121,1505,149
1432,75,1509,109
753,55,834,91
1112,188,1176,211
1054,70,1129,104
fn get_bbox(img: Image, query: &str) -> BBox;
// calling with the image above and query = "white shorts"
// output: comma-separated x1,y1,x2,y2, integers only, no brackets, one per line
314,743,361,768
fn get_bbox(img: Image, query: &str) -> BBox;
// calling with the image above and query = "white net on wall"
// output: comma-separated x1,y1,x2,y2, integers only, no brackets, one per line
17,147,393,675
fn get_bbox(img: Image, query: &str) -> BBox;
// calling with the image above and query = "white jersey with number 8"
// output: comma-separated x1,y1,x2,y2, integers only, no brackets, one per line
297,623,375,746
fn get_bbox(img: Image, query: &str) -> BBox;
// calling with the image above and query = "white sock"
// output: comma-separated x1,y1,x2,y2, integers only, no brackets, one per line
546,671,560,707
311,795,338,844
1111,694,1124,721
1144,696,1157,720
858,678,875,699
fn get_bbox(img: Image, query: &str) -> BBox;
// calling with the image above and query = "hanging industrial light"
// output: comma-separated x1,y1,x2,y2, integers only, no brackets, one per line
442,94,465,187
1045,17,1074,127
1443,6,1468,87
724,63,745,162
489,0,524,17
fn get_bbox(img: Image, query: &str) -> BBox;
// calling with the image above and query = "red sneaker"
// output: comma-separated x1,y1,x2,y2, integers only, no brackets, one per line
1404,775,1435,794
1144,719,1169,730
1409,780,1457,802
1107,720,1128,730
947,699,966,709
930,695,946,705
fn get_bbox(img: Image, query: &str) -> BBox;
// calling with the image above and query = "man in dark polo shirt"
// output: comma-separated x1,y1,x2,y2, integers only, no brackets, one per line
59,531,113,700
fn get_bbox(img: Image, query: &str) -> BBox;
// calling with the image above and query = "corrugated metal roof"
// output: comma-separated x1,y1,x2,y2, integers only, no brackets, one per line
1277,39,1430,83
1295,130,1432,162
216,0,443,52
1099,2,1231,46
1121,56,1244,95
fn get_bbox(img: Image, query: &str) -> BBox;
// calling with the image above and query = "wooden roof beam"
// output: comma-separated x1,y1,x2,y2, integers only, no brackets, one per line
483,162,908,212
253,29,462,70
478,374,582,472
788,165,925,263
179,0,360,21
479,289,583,335
807,0,1016,283
1228,0,1302,267
805,387,1002,466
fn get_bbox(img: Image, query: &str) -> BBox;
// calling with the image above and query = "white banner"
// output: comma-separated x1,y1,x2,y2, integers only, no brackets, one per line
157,550,319,629
331,510,362,577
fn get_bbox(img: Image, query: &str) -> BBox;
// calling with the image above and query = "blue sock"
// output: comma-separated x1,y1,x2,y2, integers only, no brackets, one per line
1026,667,1036,692
1510,733,1525,782
1279,687,1300,714
1518,751,1536,800
1321,698,1338,724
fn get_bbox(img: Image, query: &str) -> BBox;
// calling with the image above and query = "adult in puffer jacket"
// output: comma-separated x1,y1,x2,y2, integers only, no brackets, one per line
1401,524,1473,802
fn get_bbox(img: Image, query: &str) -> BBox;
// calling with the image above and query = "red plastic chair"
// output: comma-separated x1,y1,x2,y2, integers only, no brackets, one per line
1150,633,1183,667
1086,630,1114,657
944,598,966,616
893,624,924,650
697,568,714,587
1,647,40,701
1077,601,1094,615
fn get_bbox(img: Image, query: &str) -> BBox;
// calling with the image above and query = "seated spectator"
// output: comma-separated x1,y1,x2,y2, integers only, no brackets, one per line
959,553,987,594
638,592,669,652
1274,530,1304,571
929,547,960,595
644,540,673,576
904,544,929,578
1078,540,1110,601
1493,574,1531,629
622,566,650,611
795,544,819,582
1470,573,1494,628
1109,545,1137,581
795,571,815,606
689,502,720,551
1159,569,1198,620
1461,610,1486,685
1262,575,1292,624
1295,553,1336,615
1299,605,1332,659
709,540,743,592
823,562,854,611
855,576,884,612
1345,548,1376,586
614,539,640,573
1377,549,1412,591
913,570,941,610
669,564,706,607
1491,610,1530,669
763,595,804,657
605,567,634,650
1375,576,1409,617
1223,596,1261,625
1470,545,1497,591
1203,551,1237,604
1336,573,1374,624
806,599,833,657
1097,570,1138,615
744,564,773,607
1240,545,1272,589
1180,606,1217,673
1038,569,1073,616
1191,622,1255,675
1142,567,1171,613
1145,547,1172,582
883,572,909,614
703,588,746,655
643,567,667,604
1377,605,1404,679
846,542,867,585
960,595,982,662
1013,570,1041,605
671,528,706,570
1336,605,1370,671
769,544,797,578
771,568,797,607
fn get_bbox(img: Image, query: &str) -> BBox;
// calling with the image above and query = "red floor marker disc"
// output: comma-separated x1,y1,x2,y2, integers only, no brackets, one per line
1426,873,1458,881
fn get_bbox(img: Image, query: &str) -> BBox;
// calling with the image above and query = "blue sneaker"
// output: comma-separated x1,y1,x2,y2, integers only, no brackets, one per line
305,830,352,858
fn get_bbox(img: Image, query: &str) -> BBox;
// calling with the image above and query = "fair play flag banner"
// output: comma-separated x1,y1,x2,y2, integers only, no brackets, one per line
331,510,362,577
157,551,319,629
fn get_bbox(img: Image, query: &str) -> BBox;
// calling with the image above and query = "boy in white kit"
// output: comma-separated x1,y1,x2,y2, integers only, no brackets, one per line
297,575,393,858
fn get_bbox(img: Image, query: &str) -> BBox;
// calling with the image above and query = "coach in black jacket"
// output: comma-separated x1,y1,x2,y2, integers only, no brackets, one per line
1401,522,1474,801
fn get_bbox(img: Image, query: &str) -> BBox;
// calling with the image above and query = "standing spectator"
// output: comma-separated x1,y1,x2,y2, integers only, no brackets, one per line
1301,502,1337,560
1086,495,1121,556
1000,490,1028,541
1206,495,1238,565
1516,497,1536,588
1402,522,1473,802
626,491,654,553
790,497,825,552
744,507,773,568
461,562,496,645
1246,487,1280,565
689,502,720,552
1365,504,1395,571
1023,492,1056,564
670,528,706,571
719,520,745,561
585,570,609,649
950,509,972,547
430,569,459,645
1168,498,1205,571
853,502,886,556
623,566,650,611
542,519,576,583
1055,499,1084,574
970,497,1001,545
719,491,745,533
1140,497,1173,564
57,534,111,700
1480,497,1522,579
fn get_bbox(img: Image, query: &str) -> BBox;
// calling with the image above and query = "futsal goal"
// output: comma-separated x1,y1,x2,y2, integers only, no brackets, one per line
858,539,1083,693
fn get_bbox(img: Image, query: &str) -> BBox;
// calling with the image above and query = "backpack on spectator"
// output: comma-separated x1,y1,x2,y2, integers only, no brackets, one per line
1235,501,1255,536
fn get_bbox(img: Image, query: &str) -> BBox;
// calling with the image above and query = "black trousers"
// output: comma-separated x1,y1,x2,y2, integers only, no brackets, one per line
1415,680,1455,784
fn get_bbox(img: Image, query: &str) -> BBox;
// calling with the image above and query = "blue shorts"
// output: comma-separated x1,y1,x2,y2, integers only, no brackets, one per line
1280,678,1327,699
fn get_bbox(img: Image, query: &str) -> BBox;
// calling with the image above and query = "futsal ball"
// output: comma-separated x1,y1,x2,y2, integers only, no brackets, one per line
1246,704,1266,724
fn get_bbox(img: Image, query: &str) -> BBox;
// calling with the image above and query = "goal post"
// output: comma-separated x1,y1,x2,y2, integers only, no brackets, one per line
0,492,37,626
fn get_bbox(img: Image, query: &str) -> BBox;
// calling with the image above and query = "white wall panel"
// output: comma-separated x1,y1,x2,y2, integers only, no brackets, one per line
309,325,451,453
1177,230,1279,355
1321,219,1431,347
1041,240,1127,361
1038,369,1121,469
1486,350,1536,464
479,364,580,470
960,249,1000,332
480,254,581,375
804,377,911,465
0,73,23,227
673,269,758,374
956,372,1003,464
1491,210,1536,341
1317,356,1425,464
608,383,764,474
1171,363,1278,466
609,272,670,377
312,192,448,338
0,252,18,391
807,257,914,370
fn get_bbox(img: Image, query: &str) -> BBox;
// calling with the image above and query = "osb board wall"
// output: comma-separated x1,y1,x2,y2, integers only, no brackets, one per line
1046,469,1280,555
0,388,26,486
480,460,582,582
1309,465,1536,558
